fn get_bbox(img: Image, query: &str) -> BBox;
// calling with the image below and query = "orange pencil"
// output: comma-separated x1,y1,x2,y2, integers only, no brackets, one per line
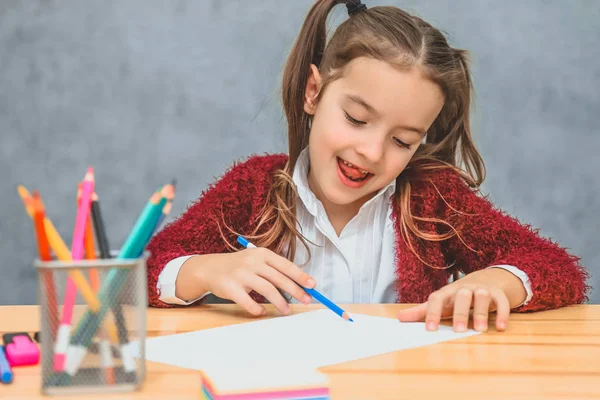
31,191,59,340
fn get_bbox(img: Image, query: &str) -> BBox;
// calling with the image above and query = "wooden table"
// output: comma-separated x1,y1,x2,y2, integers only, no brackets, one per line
1,304,599,400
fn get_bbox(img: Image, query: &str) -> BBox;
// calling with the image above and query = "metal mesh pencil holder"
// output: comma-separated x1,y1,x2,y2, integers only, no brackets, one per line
35,253,148,395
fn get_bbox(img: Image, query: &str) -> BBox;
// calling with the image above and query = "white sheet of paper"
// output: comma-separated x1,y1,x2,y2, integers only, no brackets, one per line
137,309,480,379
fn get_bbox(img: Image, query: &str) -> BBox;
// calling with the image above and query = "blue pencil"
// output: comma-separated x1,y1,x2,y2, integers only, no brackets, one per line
237,236,353,322
0,345,12,384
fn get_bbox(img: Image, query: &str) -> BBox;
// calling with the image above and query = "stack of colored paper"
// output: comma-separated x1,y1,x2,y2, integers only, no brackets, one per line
199,366,329,400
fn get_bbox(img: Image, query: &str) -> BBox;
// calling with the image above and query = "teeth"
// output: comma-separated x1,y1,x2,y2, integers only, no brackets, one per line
342,160,369,175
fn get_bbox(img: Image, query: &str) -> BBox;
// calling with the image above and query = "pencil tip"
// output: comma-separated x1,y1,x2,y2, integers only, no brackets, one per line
161,184,176,200
342,312,353,322
17,184,29,199
85,167,95,181
171,178,177,187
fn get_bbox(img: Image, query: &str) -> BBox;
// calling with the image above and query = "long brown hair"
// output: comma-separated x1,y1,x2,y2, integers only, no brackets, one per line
230,0,485,268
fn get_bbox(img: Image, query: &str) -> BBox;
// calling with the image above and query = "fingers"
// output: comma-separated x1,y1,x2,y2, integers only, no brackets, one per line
450,286,509,333
254,264,312,305
399,284,511,333
491,288,510,331
226,248,314,315
240,272,291,316
397,303,428,322
262,248,316,288
425,290,453,331
472,288,491,332
224,283,266,317
452,288,473,332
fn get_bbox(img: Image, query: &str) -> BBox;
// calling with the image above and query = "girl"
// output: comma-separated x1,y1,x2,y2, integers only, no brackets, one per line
146,0,590,333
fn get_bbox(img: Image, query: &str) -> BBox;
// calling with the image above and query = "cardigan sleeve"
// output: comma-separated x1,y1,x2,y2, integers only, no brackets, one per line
437,169,590,312
145,154,286,308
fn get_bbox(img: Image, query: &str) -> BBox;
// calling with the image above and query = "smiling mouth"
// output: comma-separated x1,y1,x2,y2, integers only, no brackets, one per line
337,157,372,182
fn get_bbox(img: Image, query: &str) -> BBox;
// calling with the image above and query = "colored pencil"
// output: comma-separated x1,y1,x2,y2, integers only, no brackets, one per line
18,186,119,347
53,167,95,372
65,183,174,376
72,168,95,261
84,216,101,288
91,192,110,260
237,236,353,322
18,185,71,262
78,184,101,290
16,185,118,336
0,345,12,384
31,191,59,341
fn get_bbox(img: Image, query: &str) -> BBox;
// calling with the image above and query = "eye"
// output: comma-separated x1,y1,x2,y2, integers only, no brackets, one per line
344,111,366,126
394,138,411,150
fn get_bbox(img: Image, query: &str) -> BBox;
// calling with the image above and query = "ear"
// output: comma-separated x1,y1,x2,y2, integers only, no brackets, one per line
303,64,321,115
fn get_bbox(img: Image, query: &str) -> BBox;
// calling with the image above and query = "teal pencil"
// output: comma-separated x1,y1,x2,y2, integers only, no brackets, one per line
63,184,174,377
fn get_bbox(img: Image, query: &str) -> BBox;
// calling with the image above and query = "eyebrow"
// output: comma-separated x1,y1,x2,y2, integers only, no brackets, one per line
345,94,427,135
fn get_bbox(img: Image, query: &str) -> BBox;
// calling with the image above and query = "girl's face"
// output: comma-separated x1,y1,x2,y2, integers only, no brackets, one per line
304,57,445,211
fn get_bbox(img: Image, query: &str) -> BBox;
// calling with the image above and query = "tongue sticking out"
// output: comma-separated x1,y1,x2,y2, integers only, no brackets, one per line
338,159,368,180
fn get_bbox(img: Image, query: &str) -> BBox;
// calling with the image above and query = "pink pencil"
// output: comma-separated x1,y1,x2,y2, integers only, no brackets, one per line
53,167,95,372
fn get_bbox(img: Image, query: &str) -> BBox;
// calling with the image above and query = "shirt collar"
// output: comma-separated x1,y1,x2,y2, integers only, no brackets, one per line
292,147,396,217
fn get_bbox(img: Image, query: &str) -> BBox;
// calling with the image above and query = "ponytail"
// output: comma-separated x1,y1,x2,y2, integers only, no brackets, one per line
225,0,353,262
281,0,344,172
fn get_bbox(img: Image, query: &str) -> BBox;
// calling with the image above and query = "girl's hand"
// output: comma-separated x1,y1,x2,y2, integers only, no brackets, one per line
181,248,316,316
396,283,510,332
396,269,526,332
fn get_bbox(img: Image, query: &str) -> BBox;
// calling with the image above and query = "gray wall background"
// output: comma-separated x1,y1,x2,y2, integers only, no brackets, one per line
1,1,598,305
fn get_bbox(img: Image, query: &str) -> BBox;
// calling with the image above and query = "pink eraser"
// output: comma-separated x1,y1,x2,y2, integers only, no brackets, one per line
6,336,40,367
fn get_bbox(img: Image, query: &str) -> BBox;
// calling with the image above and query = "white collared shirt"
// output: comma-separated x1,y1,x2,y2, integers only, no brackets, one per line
156,149,533,306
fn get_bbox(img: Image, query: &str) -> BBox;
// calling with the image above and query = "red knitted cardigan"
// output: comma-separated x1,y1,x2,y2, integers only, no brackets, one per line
146,154,590,312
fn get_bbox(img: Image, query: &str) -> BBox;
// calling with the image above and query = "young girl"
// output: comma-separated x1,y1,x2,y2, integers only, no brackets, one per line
146,0,590,333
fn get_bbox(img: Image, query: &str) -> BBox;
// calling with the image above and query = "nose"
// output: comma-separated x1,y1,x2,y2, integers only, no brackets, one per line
355,131,385,165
